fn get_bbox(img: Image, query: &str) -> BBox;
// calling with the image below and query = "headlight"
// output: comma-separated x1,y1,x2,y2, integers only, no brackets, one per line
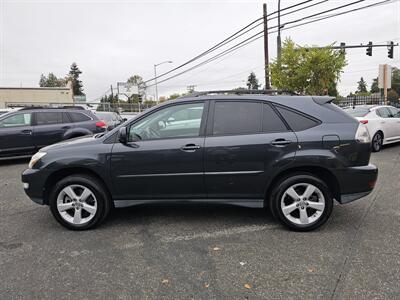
355,124,371,143
29,152,47,169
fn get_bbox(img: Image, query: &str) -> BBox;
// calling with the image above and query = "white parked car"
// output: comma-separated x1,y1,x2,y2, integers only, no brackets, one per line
344,105,400,152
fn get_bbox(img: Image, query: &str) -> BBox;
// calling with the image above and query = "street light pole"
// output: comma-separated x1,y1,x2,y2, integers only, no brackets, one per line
154,60,173,103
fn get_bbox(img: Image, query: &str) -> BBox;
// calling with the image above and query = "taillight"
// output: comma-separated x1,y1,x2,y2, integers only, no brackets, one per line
360,120,368,124
96,121,107,129
355,123,371,143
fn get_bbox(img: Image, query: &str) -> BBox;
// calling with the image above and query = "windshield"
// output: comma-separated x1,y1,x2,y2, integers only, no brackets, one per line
344,107,370,117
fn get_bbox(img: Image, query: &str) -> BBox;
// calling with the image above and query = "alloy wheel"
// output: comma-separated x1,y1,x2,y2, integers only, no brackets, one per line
280,183,325,225
373,133,382,152
56,184,97,225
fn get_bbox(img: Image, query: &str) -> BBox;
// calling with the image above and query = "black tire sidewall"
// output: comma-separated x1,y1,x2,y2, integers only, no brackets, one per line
372,132,382,152
49,175,110,230
269,174,333,231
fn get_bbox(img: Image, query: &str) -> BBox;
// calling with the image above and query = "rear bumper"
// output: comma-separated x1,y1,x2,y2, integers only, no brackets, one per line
337,164,378,204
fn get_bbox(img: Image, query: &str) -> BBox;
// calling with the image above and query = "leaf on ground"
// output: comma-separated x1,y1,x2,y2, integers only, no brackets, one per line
212,247,221,251
239,261,246,266
204,283,210,288
244,283,252,289
308,267,316,273
161,278,169,284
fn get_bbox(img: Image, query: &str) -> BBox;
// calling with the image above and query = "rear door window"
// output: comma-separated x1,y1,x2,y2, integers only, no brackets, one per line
212,101,261,135
35,112,64,125
262,103,288,133
276,106,319,131
69,112,91,122
377,108,392,118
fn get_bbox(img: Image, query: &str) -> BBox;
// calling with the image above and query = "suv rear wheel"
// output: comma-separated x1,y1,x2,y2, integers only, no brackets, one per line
269,174,333,231
49,175,111,230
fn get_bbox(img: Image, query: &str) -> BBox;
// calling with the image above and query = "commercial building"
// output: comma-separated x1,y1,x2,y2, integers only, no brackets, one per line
0,85,74,108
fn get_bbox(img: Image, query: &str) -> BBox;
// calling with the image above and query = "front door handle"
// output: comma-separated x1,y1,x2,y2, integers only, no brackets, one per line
20,129,32,136
181,144,201,152
62,126,71,130
271,139,292,147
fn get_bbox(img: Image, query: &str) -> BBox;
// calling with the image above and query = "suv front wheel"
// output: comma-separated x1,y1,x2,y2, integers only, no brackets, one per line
49,175,111,230
269,174,333,231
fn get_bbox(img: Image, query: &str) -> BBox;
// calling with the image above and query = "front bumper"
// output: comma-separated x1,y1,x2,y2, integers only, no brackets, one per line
337,164,378,204
21,168,49,205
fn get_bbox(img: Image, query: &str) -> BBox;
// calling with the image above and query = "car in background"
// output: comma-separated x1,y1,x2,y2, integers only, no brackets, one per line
0,107,106,158
344,105,400,152
94,111,125,131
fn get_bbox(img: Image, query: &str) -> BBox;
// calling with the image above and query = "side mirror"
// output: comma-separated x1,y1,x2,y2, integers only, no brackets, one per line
118,126,127,144
123,118,127,122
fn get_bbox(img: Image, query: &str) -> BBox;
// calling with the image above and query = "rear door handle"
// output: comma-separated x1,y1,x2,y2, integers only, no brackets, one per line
271,139,292,147
181,144,201,152
20,129,32,136
62,126,71,130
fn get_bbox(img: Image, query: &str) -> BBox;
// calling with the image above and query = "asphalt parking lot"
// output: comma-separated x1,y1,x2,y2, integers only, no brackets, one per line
0,145,399,300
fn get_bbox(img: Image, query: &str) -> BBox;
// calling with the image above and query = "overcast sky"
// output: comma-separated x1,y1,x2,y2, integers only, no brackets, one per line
1,0,399,101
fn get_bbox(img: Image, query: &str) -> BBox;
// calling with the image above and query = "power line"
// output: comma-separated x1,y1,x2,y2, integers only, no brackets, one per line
147,0,391,87
272,0,396,33
144,0,322,84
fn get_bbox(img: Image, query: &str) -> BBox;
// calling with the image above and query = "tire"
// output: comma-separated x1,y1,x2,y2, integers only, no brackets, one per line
372,132,383,152
269,174,333,231
49,175,111,230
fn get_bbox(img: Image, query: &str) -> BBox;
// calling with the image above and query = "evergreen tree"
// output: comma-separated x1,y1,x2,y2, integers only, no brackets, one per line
246,72,260,90
356,77,367,94
370,77,379,93
68,62,84,96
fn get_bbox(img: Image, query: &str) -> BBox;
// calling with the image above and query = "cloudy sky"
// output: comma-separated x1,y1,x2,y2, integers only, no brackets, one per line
1,0,399,101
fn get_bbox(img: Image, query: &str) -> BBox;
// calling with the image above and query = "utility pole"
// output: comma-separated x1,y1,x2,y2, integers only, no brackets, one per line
383,64,388,105
277,0,282,60
187,85,196,93
263,3,270,89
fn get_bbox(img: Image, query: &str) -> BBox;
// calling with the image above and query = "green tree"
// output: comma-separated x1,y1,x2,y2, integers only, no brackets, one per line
39,73,65,87
270,38,347,95
246,72,260,90
370,77,379,93
356,77,368,94
168,93,181,100
387,89,399,103
127,75,146,103
391,67,400,95
68,62,84,96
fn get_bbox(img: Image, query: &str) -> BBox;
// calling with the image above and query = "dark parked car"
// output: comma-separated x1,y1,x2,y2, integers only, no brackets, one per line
0,107,106,158
94,111,125,131
22,92,378,231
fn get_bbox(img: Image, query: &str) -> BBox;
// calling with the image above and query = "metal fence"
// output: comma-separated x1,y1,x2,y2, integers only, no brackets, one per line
334,95,400,108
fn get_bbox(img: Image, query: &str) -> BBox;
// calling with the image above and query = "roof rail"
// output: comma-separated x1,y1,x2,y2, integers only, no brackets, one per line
180,89,297,98
18,106,85,111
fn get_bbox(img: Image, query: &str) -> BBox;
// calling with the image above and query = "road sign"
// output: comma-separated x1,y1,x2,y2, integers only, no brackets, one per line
117,82,139,98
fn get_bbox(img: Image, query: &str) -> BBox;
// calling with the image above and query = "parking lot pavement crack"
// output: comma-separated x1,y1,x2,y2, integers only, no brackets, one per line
329,152,400,300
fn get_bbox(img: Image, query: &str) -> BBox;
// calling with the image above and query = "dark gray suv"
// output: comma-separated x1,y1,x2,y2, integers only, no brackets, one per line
0,107,106,158
22,92,378,231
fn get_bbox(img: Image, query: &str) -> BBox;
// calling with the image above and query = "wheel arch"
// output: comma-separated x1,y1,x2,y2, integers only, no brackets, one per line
43,167,112,205
264,166,341,205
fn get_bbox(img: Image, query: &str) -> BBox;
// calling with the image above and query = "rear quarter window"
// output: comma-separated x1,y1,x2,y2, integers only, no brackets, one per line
69,112,92,122
275,106,320,131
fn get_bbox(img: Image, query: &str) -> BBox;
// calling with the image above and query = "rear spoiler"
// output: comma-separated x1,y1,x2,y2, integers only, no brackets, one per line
312,96,335,105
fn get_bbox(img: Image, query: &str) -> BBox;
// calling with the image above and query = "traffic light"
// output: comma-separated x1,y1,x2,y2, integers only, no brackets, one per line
340,42,346,54
388,41,394,59
366,41,372,56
